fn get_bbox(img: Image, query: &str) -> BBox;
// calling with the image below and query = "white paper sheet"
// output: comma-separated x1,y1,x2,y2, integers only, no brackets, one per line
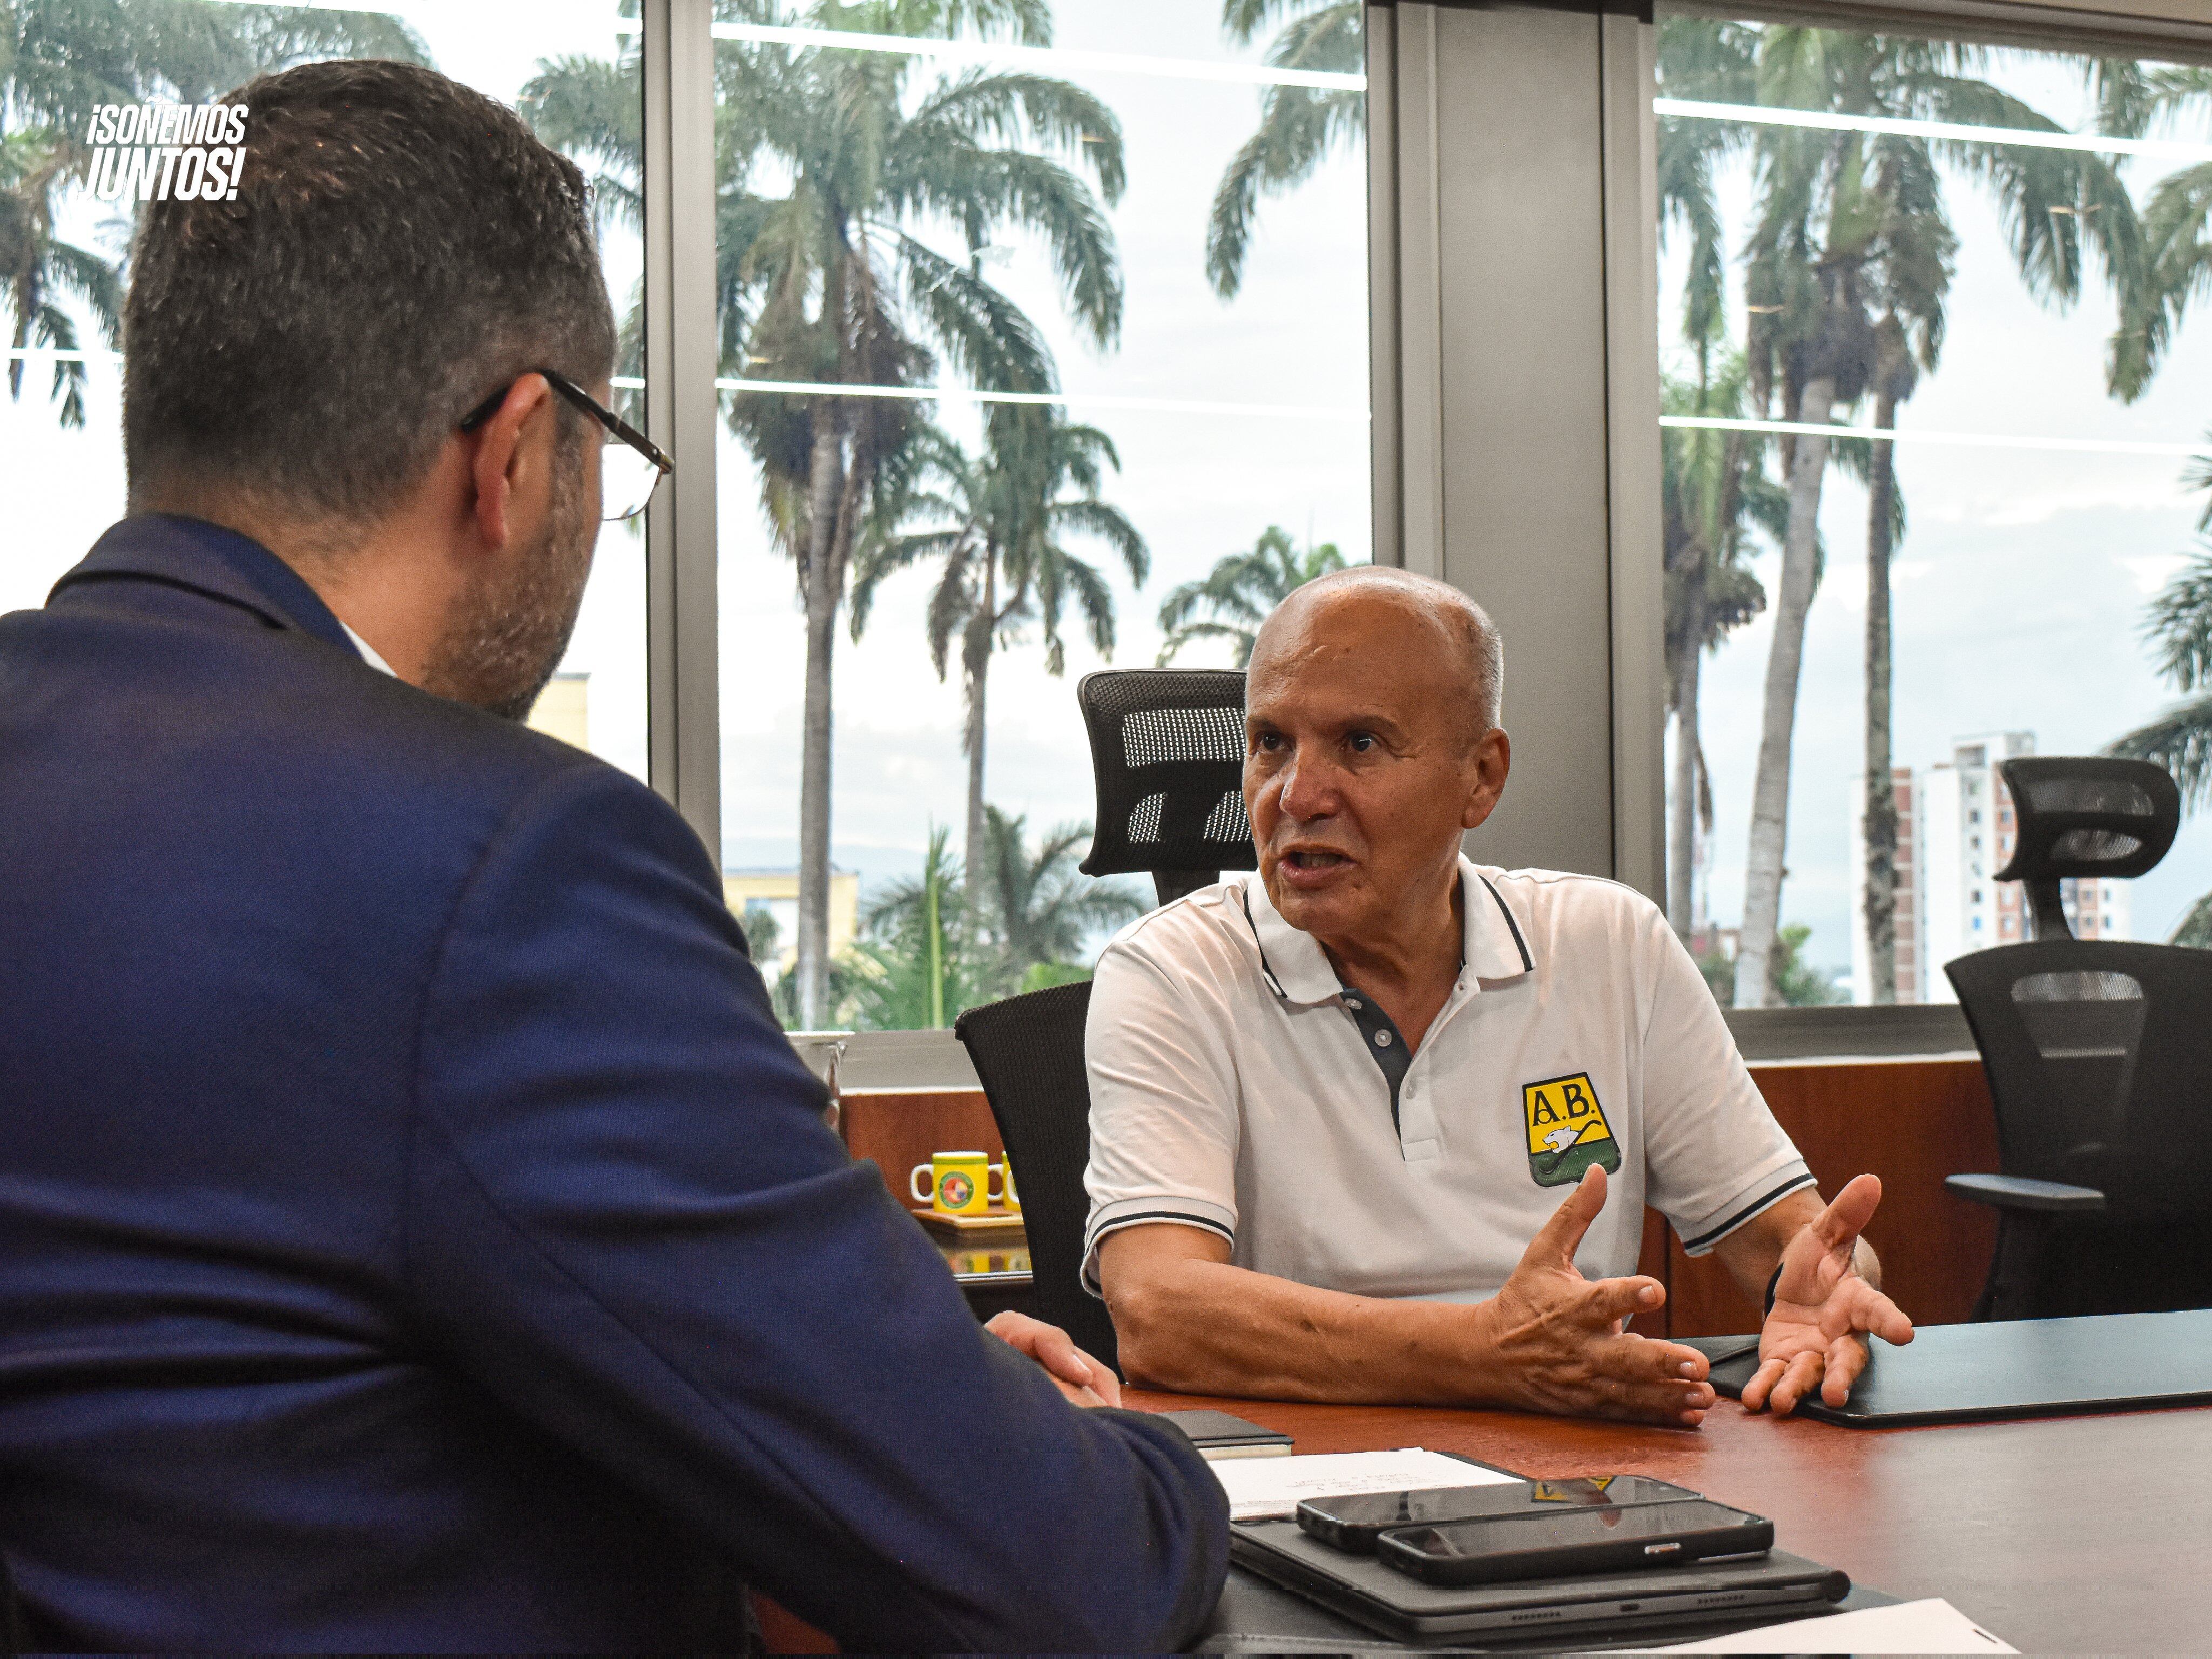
1208,1447,1516,1521
1636,1596,2016,1654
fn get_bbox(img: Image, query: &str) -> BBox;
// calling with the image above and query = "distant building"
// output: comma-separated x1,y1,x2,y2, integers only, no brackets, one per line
721,869,860,984
526,671,590,752
1851,732,2129,1003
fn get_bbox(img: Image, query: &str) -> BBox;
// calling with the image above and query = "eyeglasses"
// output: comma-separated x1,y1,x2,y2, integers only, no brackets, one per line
460,368,673,522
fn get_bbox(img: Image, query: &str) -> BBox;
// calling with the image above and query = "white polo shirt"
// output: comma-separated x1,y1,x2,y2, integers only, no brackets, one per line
1081,858,1812,1300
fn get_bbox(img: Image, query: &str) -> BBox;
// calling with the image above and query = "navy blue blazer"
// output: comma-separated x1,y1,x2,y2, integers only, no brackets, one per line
0,516,1226,1653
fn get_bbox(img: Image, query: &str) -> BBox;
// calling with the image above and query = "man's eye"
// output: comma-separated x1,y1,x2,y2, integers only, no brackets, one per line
1254,733,1282,752
1348,733,1377,753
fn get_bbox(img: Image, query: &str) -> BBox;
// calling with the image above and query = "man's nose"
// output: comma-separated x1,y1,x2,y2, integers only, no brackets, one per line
1277,753,1340,821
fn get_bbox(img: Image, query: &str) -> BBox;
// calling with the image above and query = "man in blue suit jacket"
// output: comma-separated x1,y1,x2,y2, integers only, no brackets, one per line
0,59,1226,1652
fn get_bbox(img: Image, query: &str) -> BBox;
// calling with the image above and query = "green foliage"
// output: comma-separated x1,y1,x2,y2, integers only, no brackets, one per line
1155,523,1346,666
2170,891,2212,949
969,805,1143,990
1205,0,1363,299
853,410,1148,680
1690,926,1839,1006
1691,940,1737,1007
2110,542,2212,814
1019,960,1092,993
1772,923,1844,1007
739,900,782,964
816,807,1142,1029
849,825,977,1030
0,0,425,424
2109,530,2212,943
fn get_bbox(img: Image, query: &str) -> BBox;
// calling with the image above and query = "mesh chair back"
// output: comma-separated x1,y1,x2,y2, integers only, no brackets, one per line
1946,940,2212,1210
954,982,1118,1369
1077,670,1256,906
1994,758,2179,940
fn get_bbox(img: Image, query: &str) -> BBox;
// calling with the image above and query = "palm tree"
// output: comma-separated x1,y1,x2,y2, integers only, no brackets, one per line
1661,357,1777,947
1660,22,2149,1006
1853,139,1953,1003
0,0,425,423
2110,520,2212,945
0,130,117,426
970,805,1142,994
1205,0,1363,299
706,0,1127,1028
2099,64,2212,400
852,824,976,1029
1155,524,1346,666
850,406,1148,885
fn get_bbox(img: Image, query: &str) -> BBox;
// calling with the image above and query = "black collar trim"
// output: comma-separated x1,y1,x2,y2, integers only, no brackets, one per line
1480,874,1535,973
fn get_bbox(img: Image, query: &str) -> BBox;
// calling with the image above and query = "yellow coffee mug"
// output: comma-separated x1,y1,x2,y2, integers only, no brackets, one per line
1001,1160,1020,1213
909,1150,1001,1216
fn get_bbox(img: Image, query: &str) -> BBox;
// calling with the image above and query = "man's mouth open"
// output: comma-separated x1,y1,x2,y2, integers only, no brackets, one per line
1280,848,1354,885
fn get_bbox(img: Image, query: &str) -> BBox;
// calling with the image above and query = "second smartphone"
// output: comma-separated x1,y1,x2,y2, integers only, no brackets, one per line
1296,1475,1702,1553
1377,1499,1775,1586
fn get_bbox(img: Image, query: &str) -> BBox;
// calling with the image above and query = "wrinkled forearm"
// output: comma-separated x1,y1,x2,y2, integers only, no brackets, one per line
1108,1255,1512,1407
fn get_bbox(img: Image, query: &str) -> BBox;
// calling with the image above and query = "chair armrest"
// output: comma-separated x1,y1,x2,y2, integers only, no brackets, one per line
1944,1172,2106,1213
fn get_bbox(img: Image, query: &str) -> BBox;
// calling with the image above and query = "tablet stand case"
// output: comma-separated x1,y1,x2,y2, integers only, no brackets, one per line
1228,1521,1849,1642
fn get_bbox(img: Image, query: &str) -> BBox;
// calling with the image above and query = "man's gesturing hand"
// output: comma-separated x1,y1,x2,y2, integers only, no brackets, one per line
1477,1165,1716,1427
1742,1174,1914,1416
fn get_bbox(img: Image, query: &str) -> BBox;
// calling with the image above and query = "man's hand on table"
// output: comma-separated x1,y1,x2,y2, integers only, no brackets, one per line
1742,1174,1914,1416
1475,1165,1717,1427
985,1309,1122,1407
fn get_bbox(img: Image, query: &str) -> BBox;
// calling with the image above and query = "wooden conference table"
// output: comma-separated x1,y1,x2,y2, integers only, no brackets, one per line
1122,1384,2212,1653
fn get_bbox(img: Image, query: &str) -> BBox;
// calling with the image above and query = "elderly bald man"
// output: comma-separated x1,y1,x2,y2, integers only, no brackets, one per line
1081,568,1911,1422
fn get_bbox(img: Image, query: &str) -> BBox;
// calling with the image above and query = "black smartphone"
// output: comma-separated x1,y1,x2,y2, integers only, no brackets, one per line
1375,1498,1773,1586
1296,1476,1701,1553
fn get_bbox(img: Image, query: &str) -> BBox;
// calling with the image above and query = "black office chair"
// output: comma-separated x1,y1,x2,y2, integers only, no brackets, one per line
956,673,1257,1372
953,981,1117,1371
1943,756,2208,1319
1076,669,1257,906
1991,756,2180,941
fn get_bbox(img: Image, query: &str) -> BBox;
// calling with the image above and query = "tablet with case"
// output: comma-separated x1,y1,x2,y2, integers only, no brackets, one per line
1229,1518,1848,1641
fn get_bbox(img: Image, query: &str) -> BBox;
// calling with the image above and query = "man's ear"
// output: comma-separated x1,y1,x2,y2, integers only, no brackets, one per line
465,373,558,554
1462,727,1512,830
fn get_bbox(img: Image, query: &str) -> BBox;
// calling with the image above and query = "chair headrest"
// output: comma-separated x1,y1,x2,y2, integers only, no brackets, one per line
1994,757,2180,885
1077,668,1259,880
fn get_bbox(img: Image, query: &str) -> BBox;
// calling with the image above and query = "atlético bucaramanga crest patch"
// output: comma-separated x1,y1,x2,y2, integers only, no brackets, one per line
1522,1073,1621,1186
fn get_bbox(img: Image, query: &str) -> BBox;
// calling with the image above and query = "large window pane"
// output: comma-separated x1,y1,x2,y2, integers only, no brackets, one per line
712,1,1372,1029
1,0,649,781
1654,13,2212,1007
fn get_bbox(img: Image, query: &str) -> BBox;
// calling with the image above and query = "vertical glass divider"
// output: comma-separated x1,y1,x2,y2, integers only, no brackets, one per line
1380,2,1446,582
1600,10,1666,903
643,0,724,856
1365,2,1402,571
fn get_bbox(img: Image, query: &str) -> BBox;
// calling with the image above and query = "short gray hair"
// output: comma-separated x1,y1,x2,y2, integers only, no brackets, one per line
124,59,616,526
1272,566,1505,736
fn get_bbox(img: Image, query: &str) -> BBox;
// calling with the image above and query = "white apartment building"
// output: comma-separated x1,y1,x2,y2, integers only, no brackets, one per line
1850,732,2130,1004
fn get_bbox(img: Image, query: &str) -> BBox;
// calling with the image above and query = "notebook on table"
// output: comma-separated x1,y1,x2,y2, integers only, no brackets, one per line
1228,1519,1849,1642
1685,1310,2212,1427
1158,1409,1295,1460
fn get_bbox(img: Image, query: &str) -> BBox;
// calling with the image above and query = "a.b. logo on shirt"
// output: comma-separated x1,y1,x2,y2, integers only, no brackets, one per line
1522,1072,1621,1187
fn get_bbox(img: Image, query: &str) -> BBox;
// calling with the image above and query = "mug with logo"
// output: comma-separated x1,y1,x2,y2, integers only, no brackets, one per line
909,1150,1003,1216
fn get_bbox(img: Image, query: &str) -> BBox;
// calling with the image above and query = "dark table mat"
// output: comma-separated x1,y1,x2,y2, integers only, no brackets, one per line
1684,1310,2212,1427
